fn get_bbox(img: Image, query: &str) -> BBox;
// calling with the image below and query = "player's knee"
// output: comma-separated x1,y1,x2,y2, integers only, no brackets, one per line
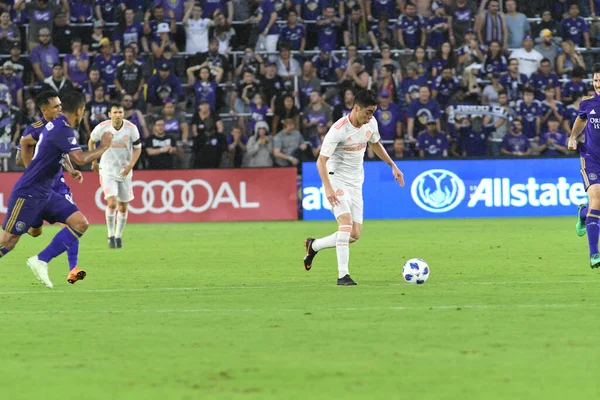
337,213,352,226
117,202,128,214
70,217,90,234
350,233,360,243
106,198,117,210
28,227,42,237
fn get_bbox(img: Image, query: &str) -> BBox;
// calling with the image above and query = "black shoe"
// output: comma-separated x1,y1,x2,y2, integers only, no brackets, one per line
303,238,318,270
337,274,357,286
115,238,123,249
108,236,116,248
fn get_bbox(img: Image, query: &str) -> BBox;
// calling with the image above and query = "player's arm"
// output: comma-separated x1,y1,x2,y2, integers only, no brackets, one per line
63,155,83,183
70,131,112,166
120,135,142,179
569,116,588,150
19,134,38,167
316,154,339,206
369,141,405,186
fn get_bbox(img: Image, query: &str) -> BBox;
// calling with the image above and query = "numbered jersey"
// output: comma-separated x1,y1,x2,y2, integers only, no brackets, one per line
12,114,81,197
90,119,141,180
579,93,600,160
320,115,381,188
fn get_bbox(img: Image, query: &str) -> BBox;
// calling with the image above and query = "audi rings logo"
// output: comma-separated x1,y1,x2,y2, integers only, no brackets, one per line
411,169,465,213
95,179,260,214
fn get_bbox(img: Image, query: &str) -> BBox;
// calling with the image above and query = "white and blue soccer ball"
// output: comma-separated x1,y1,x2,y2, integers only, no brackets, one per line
402,258,430,284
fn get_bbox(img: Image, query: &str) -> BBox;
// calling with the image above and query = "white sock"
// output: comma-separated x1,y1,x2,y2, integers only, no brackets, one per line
312,232,337,251
115,211,128,239
336,225,352,279
105,208,116,238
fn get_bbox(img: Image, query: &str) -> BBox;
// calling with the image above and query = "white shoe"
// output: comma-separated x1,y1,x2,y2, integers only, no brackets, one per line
27,256,53,289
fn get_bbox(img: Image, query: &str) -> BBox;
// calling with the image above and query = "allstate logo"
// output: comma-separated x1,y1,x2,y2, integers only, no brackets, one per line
411,169,465,213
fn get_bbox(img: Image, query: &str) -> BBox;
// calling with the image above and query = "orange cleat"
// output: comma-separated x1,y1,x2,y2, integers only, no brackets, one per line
67,267,86,284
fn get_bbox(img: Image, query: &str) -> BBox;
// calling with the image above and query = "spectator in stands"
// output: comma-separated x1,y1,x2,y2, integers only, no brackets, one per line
369,12,396,50
162,97,189,146
339,59,370,92
94,0,117,24
540,84,565,130
147,62,184,116
144,5,176,42
275,43,301,82
427,4,450,50
374,91,402,143
416,118,448,158
457,28,485,74
151,22,179,59
0,61,23,108
230,68,260,122
366,0,397,23
499,58,528,104
52,10,77,54
115,45,144,103
30,28,59,82
401,62,427,104
261,60,285,109
83,84,109,136
235,47,264,78
510,35,543,78
343,5,368,50
279,9,306,53
203,0,233,23
397,3,426,50
383,137,410,159
556,40,586,77
273,118,305,167
563,92,583,133
431,41,457,77
8,42,33,92
114,8,146,53
489,90,514,155
407,85,441,142
227,125,248,168
41,63,74,96
312,50,340,82
2,96,21,145
529,58,560,101
255,0,279,57
514,87,541,139
0,11,20,54
70,0,93,25
561,3,590,49
14,0,67,51
475,0,507,49
332,87,354,120
453,116,490,157
309,121,327,159
233,0,251,47
432,66,460,109
562,66,587,104
303,91,333,138
538,117,568,156
246,120,273,167
448,0,478,46
482,73,502,105
298,60,321,108
194,38,230,81
187,64,223,111
272,93,300,134
154,0,187,22
123,94,150,138
531,10,560,40
192,100,224,138
82,67,107,103
190,116,228,168
501,120,531,157
249,93,269,134
534,29,559,70
482,40,507,79
295,0,324,49
94,38,122,91
376,64,399,100
212,10,236,55
372,44,400,83
21,97,41,129
318,6,342,51
337,43,365,73
63,38,89,89
504,0,530,49
145,118,177,170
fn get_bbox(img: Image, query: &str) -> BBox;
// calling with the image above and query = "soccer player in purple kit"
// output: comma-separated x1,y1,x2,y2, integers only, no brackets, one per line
0,91,113,288
568,64,600,268
16,91,87,285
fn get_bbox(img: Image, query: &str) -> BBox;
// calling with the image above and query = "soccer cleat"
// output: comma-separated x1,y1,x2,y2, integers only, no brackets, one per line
337,274,358,286
115,238,123,249
303,238,318,270
576,204,587,237
591,254,600,269
27,256,53,289
67,267,86,284
108,236,116,248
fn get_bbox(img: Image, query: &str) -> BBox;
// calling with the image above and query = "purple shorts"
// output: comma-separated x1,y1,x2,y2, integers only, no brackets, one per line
580,156,600,191
2,190,79,235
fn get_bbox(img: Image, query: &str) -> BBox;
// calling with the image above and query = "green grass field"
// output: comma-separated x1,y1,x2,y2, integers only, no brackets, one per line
0,218,599,400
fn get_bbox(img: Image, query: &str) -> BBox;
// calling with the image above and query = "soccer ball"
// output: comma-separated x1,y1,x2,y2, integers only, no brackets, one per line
402,258,430,284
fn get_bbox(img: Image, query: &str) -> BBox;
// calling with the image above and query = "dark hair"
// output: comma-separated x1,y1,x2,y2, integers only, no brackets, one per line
497,90,507,96
573,91,584,100
353,89,378,108
544,84,555,91
540,58,551,65
71,37,82,45
60,90,86,114
405,2,416,8
593,63,600,74
523,87,535,94
382,64,395,74
35,90,59,109
110,102,124,111
572,66,586,78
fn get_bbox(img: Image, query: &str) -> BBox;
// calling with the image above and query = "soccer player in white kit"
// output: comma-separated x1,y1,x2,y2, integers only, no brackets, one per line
89,103,142,249
303,89,405,285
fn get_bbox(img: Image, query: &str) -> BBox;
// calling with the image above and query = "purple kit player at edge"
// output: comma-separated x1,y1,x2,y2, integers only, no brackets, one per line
569,64,600,269
0,91,113,289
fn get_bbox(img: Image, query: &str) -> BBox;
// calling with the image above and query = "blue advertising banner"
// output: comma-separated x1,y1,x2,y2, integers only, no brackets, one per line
301,158,587,220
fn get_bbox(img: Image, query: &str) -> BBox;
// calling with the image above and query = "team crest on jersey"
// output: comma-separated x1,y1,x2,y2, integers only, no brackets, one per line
335,189,344,197
366,130,372,140
123,135,129,141
46,122,54,130
70,137,77,145
590,173,598,181
15,221,25,232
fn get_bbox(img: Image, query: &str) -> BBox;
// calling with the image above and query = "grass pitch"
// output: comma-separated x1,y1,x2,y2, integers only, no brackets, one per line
0,218,599,400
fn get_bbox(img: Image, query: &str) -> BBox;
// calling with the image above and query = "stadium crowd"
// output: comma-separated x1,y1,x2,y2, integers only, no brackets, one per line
0,0,597,170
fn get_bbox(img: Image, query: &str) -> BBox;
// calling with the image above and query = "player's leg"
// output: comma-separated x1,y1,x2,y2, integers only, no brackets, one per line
60,193,86,283
335,212,356,286
576,203,587,237
114,179,134,248
586,184,600,268
0,194,39,259
101,175,119,248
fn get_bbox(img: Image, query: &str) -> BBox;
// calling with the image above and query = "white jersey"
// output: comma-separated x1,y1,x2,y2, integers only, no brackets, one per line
90,120,141,181
320,115,381,188
185,18,211,54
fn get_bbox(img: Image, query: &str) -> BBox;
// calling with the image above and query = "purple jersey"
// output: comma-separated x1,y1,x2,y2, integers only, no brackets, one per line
408,98,441,133
154,0,185,21
514,100,541,138
396,14,425,50
70,1,93,22
502,133,531,154
0,75,23,106
370,25,395,45
374,103,402,141
529,72,560,101
296,0,324,21
432,76,460,108
482,55,507,76
401,75,427,101
202,0,231,19
30,45,59,79
417,132,448,157
259,0,279,35
563,81,586,101
280,24,306,50
95,0,117,22
457,126,489,157
540,100,565,131
499,72,528,102
564,104,579,129
370,0,396,19
539,131,567,156
312,54,339,80
316,15,338,51
578,93,600,161
64,53,90,87
561,17,588,47
427,16,448,49
193,80,218,110
113,22,144,49
250,104,269,132
94,54,122,86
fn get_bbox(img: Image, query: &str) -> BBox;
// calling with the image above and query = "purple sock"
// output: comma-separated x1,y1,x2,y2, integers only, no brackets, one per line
38,227,83,264
580,205,588,221
586,209,600,256
67,240,79,271
0,245,10,259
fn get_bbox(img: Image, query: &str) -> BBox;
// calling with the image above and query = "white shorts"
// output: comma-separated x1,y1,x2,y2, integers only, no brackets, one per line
100,175,134,203
330,180,364,224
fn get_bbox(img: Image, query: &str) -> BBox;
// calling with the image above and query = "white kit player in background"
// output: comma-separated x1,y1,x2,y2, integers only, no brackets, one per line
89,103,142,249
303,89,405,286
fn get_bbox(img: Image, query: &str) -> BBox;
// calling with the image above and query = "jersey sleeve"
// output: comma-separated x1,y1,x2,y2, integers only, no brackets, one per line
53,126,82,154
319,126,344,158
131,125,142,148
90,123,103,142
578,100,588,119
369,121,381,144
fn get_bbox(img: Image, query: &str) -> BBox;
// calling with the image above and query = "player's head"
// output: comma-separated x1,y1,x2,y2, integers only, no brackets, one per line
109,103,124,125
593,64,600,95
59,90,86,128
352,89,378,125
35,90,61,120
